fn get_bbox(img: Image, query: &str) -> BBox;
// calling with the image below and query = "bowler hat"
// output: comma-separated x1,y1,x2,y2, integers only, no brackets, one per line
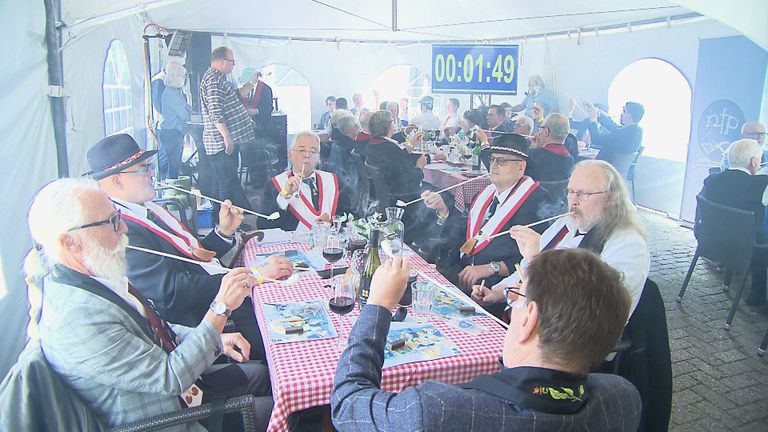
483,133,530,159
85,134,157,180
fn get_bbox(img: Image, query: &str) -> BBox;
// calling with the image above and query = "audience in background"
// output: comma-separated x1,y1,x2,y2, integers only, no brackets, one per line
410,96,441,130
527,113,575,182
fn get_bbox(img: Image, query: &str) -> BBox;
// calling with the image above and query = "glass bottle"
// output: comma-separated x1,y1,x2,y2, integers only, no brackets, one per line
384,207,405,255
358,229,381,307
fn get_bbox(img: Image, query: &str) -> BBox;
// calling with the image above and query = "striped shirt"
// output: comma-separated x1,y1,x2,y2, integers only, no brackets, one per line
199,67,254,155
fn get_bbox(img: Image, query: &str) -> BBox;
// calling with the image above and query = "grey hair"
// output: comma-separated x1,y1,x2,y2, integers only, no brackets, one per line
728,139,762,169
529,74,545,87
331,109,352,128
575,160,647,253
26,178,100,268
515,115,534,134
741,121,765,135
290,131,321,149
163,61,187,89
338,113,360,136
543,113,570,142
369,110,393,138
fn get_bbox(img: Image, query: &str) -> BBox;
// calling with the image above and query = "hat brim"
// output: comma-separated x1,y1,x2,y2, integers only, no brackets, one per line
482,145,529,160
89,149,157,180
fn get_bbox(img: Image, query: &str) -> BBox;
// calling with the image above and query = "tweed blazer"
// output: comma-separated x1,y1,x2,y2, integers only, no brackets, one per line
332,305,641,431
38,267,222,430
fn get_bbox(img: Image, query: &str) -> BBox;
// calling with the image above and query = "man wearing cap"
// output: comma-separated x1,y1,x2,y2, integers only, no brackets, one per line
260,131,346,232
583,100,644,163
87,134,293,361
421,134,549,303
410,96,441,130
200,46,254,212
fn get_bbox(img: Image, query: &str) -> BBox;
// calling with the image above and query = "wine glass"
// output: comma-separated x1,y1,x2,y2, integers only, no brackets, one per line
332,215,345,233
328,275,356,350
323,233,345,279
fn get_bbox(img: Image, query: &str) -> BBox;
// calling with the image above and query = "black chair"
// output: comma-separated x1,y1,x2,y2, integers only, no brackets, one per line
240,144,279,187
364,161,412,214
759,326,768,356
616,279,672,432
626,146,644,201
538,179,569,211
154,196,196,235
350,149,372,216
677,195,766,329
0,340,261,432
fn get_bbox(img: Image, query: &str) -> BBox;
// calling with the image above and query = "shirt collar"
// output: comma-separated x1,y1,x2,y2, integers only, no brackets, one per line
729,167,752,175
111,197,149,217
494,183,517,202
92,275,146,317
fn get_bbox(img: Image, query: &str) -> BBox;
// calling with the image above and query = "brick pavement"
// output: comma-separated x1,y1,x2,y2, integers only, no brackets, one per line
641,210,768,431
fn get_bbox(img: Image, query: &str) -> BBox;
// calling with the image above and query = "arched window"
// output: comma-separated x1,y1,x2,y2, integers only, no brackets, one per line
371,65,431,122
102,40,133,136
608,58,691,162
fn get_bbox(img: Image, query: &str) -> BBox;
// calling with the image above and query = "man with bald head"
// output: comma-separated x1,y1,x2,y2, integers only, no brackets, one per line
24,178,273,430
526,113,575,181
721,121,767,170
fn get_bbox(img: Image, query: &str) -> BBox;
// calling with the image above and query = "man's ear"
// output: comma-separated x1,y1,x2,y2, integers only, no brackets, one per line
58,232,81,254
516,301,539,344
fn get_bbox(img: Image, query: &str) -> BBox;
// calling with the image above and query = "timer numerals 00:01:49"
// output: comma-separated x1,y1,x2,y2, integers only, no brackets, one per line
434,54,515,84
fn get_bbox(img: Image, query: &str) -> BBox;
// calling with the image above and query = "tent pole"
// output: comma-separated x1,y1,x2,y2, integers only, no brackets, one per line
44,0,69,177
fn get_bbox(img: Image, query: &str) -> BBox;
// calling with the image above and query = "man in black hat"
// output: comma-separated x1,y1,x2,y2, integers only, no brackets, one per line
421,134,549,304
87,133,293,360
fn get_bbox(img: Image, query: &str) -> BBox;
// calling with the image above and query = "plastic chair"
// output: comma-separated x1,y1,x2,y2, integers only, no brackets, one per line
677,195,765,329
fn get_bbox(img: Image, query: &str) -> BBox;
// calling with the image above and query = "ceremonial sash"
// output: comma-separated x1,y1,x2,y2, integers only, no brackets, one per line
465,176,539,255
539,218,585,251
118,201,224,273
252,80,264,107
271,170,339,231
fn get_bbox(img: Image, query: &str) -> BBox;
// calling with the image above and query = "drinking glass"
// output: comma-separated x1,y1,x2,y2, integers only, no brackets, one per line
312,221,331,251
328,275,356,350
323,232,344,279
411,282,436,324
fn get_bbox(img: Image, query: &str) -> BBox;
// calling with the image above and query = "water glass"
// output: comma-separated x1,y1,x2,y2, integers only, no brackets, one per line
311,221,331,251
411,282,436,324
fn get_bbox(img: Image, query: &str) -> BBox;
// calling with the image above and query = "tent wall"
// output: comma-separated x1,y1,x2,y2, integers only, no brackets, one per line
0,2,58,376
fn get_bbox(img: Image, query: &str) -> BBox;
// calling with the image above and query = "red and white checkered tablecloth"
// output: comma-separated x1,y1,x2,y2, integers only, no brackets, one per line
422,164,491,213
242,240,506,432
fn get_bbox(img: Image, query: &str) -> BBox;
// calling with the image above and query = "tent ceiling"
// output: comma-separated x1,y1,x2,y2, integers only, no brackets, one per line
63,0,695,43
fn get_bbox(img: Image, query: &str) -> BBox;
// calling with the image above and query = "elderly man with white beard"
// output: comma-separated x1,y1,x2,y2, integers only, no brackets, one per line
471,160,650,318
23,178,273,431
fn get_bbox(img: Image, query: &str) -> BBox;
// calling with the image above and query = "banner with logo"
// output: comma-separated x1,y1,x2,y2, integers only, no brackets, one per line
680,36,768,222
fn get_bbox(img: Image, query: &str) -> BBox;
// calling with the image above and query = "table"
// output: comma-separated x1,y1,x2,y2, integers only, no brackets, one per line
422,163,492,213
578,147,600,160
242,241,506,432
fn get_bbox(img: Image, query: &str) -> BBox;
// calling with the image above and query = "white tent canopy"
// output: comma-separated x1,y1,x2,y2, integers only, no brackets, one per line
0,0,766,378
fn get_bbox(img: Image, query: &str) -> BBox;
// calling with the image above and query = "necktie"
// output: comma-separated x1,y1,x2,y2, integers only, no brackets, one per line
127,284,177,352
304,177,319,209
485,196,499,224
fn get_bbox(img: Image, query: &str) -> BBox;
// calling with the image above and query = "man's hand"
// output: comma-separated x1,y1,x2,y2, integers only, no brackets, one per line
433,152,448,162
476,129,488,145
416,154,428,169
458,265,494,291
421,190,448,216
221,333,251,362
224,136,235,155
471,283,504,305
508,226,542,261
215,268,258,311
247,108,259,116
368,256,411,310
217,199,244,236
256,256,293,281
282,175,302,197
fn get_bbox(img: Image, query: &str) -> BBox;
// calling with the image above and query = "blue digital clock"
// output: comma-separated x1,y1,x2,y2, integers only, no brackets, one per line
431,44,519,94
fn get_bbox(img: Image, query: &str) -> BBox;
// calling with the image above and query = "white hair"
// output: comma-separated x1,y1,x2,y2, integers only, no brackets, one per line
515,115,534,134
27,178,100,264
338,113,360,135
331,109,352,128
543,113,570,142
163,61,187,89
728,139,762,169
290,131,321,149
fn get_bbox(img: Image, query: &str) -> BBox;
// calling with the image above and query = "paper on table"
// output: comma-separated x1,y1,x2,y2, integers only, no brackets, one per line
259,228,292,245
383,322,462,368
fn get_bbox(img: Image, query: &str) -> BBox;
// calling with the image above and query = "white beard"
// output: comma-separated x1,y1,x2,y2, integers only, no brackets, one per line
81,234,129,281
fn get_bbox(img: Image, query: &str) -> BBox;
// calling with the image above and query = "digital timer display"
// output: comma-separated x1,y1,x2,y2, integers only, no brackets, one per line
431,44,519,95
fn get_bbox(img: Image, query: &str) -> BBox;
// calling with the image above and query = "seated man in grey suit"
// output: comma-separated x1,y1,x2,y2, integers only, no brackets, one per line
24,178,273,431
331,249,641,431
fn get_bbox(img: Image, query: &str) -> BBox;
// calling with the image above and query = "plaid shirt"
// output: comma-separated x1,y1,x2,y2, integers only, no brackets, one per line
199,67,254,155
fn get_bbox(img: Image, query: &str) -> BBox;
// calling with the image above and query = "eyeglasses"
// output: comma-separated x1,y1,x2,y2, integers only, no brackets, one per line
293,148,320,157
223,58,235,64
68,209,122,233
566,189,607,201
504,286,527,309
489,156,524,166
121,164,154,177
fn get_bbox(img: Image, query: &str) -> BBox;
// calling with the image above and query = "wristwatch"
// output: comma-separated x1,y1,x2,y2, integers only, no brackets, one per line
214,225,235,241
209,300,232,318
489,261,501,276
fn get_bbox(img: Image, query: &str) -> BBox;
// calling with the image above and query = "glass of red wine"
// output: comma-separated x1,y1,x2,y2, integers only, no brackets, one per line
328,275,356,350
323,233,345,279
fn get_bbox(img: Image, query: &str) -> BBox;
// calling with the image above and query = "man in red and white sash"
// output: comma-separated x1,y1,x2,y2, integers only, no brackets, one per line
87,134,293,361
260,131,344,232
471,160,650,319
422,133,549,299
